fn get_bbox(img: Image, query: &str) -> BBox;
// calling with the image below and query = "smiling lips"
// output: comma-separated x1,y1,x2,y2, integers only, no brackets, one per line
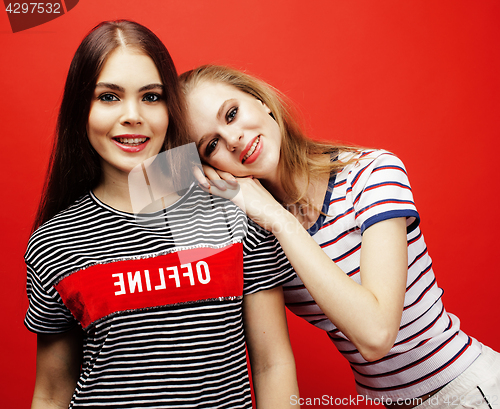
240,136,261,164
112,135,150,152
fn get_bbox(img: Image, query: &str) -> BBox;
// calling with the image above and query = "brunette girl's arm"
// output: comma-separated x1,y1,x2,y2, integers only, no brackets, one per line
31,326,83,409
243,286,300,408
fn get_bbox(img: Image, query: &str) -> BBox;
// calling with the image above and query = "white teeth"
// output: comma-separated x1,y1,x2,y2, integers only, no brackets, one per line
242,136,260,163
116,137,147,145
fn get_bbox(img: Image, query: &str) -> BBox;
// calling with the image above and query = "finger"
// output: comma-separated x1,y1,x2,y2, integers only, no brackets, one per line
212,179,242,192
202,164,223,181
202,164,238,187
192,166,210,189
206,181,241,202
212,179,228,191
200,164,227,190
214,170,238,186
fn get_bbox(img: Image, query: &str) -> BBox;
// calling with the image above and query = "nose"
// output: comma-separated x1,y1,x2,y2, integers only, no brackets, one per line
223,128,243,152
121,100,142,125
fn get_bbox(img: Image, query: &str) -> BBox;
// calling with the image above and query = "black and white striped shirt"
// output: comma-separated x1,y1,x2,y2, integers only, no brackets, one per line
25,186,294,408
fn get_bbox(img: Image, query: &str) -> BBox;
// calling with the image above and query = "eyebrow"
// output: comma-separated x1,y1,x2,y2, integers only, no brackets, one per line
217,99,236,120
196,134,209,152
196,98,236,151
139,83,164,92
95,82,164,92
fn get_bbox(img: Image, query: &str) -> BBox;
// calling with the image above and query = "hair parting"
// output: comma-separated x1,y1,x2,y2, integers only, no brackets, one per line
33,20,190,231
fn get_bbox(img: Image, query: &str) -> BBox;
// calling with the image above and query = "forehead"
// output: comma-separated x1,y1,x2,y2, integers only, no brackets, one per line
97,48,162,83
187,81,252,106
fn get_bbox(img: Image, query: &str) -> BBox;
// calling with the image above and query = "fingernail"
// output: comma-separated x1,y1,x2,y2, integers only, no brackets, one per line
198,182,210,189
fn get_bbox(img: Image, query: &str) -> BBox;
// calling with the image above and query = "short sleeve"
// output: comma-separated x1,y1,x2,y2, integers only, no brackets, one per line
242,220,295,295
24,263,77,334
349,151,420,234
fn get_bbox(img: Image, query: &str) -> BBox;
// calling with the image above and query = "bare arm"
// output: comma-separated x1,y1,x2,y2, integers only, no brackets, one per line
272,211,408,362
244,286,299,408
31,326,83,409
199,173,408,362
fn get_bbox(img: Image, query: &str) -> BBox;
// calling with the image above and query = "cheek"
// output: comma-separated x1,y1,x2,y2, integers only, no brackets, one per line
86,129,103,156
151,107,169,134
209,154,236,172
157,117,169,134
87,108,111,137
267,115,281,141
212,156,248,177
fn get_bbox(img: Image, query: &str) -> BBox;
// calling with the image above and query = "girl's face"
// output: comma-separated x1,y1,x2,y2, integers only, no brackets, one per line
185,81,281,180
87,48,169,182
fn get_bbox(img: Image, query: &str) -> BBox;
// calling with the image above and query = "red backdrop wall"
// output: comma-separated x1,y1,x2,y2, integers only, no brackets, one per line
1,1,499,407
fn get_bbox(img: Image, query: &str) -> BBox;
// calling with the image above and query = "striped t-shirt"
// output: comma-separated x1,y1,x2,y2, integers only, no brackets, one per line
25,186,294,408
283,150,481,399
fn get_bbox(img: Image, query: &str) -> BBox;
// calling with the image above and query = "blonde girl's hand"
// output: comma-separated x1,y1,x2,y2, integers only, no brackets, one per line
192,163,243,205
202,175,290,233
193,163,238,191
191,163,291,231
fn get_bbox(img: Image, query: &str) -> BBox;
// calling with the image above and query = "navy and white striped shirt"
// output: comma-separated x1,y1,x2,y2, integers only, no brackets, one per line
283,150,480,399
25,186,294,408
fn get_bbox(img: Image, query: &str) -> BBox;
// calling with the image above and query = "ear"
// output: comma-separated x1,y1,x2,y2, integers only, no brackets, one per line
258,100,276,120
258,99,272,114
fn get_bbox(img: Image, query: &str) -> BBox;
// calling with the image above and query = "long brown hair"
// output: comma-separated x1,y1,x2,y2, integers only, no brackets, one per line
33,20,189,230
179,65,358,207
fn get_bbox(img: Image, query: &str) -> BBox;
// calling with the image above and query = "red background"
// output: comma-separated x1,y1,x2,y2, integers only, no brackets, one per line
1,1,499,407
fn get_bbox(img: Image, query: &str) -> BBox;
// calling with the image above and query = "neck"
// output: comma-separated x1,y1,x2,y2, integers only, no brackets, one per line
93,170,134,213
261,154,331,228
94,163,183,214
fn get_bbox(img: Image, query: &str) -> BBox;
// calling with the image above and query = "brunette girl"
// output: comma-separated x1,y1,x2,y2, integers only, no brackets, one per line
25,23,298,408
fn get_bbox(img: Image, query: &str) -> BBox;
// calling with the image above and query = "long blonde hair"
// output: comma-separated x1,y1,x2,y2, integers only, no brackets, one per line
179,65,358,207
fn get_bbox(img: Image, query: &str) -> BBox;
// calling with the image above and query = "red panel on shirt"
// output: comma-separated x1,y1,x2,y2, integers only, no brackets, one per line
55,244,243,328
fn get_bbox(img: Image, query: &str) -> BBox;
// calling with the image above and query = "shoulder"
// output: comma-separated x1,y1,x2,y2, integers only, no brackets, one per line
184,186,249,242
340,149,406,170
243,218,276,249
25,194,95,262
335,149,419,233
29,194,94,231
337,149,410,185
